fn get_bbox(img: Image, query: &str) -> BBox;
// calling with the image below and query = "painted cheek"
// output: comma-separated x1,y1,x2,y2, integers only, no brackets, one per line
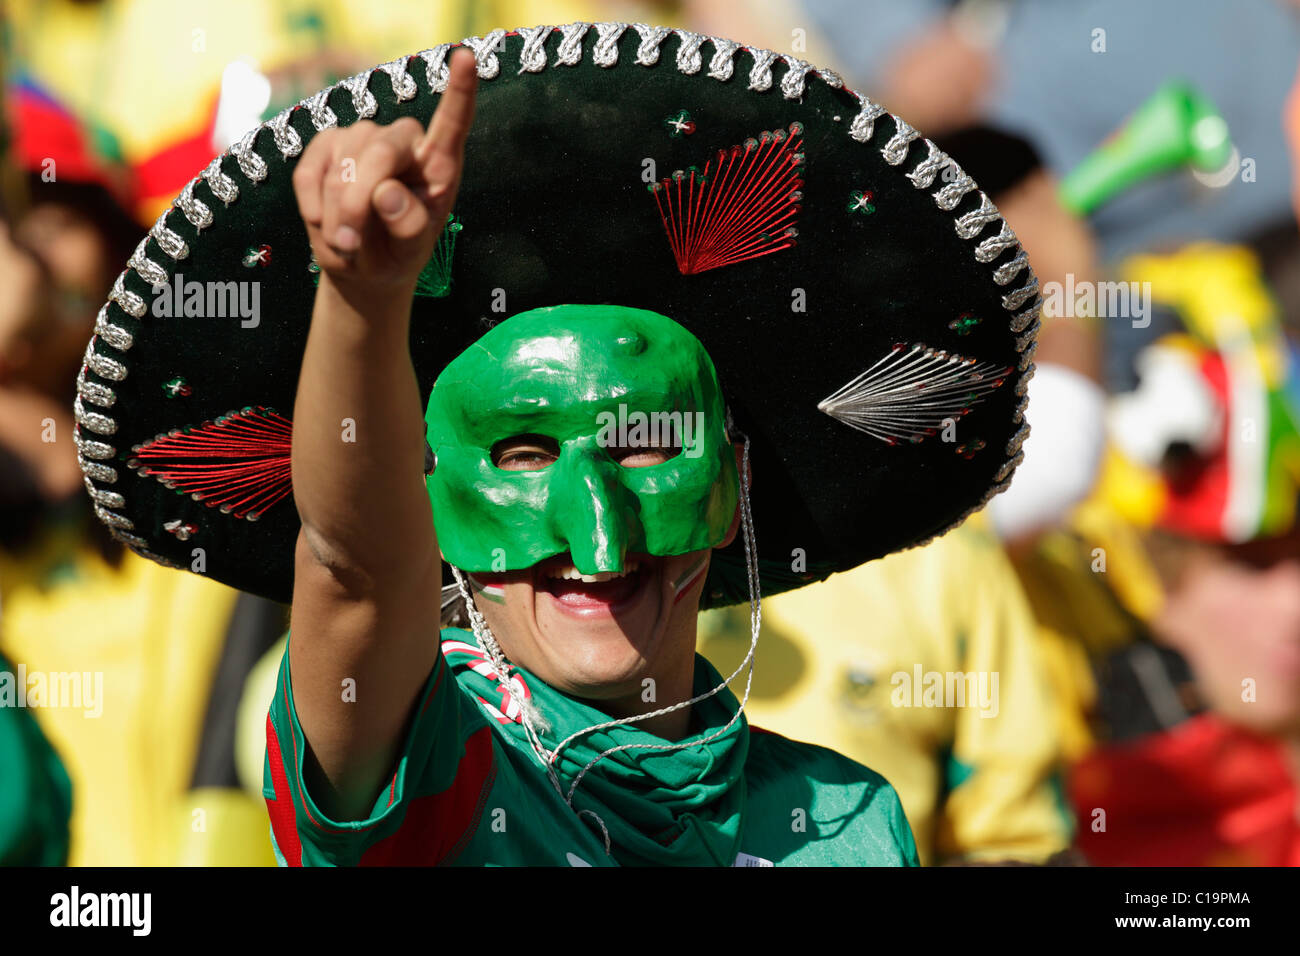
467,573,507,604
670,554,710,604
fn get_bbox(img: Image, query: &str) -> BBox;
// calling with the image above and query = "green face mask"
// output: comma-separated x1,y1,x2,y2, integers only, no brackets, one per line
425,305,738,575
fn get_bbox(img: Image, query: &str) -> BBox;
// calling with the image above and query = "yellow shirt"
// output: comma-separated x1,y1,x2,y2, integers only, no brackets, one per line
1009,454,1168,762
700,518,1071,865
0,523,273,865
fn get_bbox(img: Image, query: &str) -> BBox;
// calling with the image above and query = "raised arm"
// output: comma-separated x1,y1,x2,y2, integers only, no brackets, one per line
287,49,477,821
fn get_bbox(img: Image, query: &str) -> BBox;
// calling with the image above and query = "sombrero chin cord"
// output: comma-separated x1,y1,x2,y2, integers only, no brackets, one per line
449,434,762,859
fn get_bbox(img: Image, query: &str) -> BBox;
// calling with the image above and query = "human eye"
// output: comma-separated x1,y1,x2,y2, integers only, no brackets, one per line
492,434,560,471
612,446,677,468
610,421,682,469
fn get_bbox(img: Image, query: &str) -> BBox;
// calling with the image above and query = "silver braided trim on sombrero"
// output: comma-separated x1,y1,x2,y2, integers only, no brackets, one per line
76,21,1040,560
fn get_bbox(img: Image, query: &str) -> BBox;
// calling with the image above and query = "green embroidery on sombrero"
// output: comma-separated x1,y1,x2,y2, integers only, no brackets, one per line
847,189,875,215
664,109,696,137
948,312,982,336
162,376,192,398
305,214,462,297
414,213,463,298
243,245,272,268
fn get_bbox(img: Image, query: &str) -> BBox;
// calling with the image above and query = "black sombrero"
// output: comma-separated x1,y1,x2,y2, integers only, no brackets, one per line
74,23,1039,607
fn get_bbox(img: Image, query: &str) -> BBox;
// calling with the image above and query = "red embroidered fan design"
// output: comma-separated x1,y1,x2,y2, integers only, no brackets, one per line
651,123,805,275
128,405,292,521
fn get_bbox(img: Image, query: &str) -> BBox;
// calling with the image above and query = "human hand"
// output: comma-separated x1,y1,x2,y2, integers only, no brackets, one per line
291,48,478,303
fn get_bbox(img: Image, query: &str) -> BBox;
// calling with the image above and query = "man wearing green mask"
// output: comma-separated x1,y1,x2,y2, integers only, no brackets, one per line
275,50,917,866
76,25,1039,866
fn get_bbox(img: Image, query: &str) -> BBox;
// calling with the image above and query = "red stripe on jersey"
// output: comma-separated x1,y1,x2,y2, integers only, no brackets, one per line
281,678,335,834
359,725,496,866
265,714,304,866
420,654,447,717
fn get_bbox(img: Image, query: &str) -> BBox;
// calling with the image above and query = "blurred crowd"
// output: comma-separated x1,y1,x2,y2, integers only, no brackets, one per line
3,0,1300,866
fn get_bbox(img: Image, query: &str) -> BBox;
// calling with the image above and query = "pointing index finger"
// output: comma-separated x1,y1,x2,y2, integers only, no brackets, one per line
417,48,478,177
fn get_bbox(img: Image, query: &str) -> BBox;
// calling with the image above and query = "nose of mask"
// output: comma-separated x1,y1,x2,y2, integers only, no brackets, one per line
549,438,641,575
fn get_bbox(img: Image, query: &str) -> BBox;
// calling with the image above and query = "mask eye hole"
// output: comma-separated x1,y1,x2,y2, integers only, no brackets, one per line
607,420,682,469
610,445,679,468
492,434,560,471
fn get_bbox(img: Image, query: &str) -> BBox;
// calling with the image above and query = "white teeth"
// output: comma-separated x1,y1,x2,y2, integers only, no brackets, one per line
545,560,641,581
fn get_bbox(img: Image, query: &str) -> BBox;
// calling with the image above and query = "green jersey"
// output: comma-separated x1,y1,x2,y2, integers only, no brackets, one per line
0,652,72,865
264,628,919,866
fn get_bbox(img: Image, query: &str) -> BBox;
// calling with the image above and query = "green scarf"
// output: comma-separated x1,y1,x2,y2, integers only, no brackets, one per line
445,629,749,866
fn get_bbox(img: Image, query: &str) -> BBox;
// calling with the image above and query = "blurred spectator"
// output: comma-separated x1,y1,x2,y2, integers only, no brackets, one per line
1014,241,1300,865
0,174,283,865
799,0,1300,263
3,0,598,224
0,175,138,538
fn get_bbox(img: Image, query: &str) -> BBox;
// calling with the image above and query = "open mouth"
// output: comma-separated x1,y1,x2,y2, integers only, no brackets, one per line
536,557,651,613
